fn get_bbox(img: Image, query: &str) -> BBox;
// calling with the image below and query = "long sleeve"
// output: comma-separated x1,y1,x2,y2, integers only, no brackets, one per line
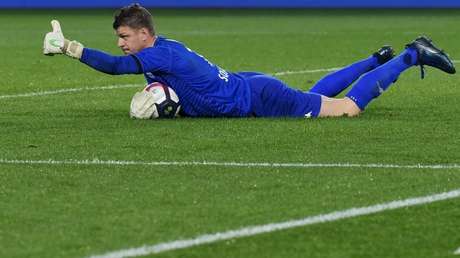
79,48,142,75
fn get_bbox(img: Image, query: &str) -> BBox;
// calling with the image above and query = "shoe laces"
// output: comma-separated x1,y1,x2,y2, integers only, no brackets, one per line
419,64,425,79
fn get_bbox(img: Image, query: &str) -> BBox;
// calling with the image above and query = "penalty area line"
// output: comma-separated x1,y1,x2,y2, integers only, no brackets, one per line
1,158,460,170
87,188,460,258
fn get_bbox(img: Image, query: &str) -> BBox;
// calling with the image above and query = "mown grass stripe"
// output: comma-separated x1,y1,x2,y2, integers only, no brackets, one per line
88,188,460,258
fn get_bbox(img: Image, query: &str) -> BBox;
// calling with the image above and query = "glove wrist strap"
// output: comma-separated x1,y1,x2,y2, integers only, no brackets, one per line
63,39,83,59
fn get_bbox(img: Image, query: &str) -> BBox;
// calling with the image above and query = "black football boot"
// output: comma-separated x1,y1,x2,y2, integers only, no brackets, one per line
373,45,395,65
406,36,456,79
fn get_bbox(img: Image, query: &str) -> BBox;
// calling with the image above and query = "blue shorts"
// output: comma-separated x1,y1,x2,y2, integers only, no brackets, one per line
240,72,322,118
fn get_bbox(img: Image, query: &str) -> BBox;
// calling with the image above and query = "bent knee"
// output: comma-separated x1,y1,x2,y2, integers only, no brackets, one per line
342,98,361,117
318,96,361,118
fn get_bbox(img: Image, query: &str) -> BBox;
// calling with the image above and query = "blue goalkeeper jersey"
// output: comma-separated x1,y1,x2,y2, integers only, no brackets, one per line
132,36,251,117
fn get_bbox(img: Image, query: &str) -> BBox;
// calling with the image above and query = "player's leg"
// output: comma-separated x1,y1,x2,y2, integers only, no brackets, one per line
309,46,394,97
318,36,456,117
344,48,417,111
316,96,361,117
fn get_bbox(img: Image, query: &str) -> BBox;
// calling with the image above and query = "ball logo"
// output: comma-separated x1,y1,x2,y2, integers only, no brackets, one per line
164,105,174,115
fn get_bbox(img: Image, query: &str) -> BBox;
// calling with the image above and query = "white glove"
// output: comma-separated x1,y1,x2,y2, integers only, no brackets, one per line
43,20,64,55
43,20,84,59
130,91,158,119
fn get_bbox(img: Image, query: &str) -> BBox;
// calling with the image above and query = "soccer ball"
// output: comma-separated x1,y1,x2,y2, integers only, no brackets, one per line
144,82,181,118
130,82,181,119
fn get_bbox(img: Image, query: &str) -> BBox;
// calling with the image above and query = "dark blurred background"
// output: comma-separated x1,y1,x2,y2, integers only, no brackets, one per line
2,0,460,8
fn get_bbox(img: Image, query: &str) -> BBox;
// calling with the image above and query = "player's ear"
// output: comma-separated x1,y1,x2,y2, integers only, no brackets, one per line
139,27,149,41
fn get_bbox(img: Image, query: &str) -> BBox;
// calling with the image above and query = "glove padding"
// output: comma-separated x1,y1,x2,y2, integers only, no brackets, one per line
130,91,158,119
43,20,64,55
43,20,84,59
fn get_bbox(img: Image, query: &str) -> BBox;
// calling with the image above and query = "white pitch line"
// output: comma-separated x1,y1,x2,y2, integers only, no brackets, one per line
0,84,143,100
273,60,460,76
1,158,460,170
1,60,459,100
88,188,460,258
0,67,339,100
272,60,460,76
272,67,341,76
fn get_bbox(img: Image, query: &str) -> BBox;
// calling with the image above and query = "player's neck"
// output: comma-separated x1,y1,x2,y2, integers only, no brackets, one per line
145,35,156,48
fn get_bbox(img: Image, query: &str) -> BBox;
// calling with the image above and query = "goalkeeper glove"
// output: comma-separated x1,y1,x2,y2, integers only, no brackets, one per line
43,20,84,59
130,91,157,119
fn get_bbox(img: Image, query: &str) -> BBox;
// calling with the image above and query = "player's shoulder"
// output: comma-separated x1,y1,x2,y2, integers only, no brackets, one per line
139,36,186,54
154,36,187,49
158,36,182,44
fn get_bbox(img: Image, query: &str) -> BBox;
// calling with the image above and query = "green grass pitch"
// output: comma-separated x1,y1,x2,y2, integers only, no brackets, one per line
1,8,460,258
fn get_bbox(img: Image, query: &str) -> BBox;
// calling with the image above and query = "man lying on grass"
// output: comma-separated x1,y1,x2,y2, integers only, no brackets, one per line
43,3,455,119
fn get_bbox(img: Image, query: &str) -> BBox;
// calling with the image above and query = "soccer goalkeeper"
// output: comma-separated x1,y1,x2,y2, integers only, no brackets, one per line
43,3,456,119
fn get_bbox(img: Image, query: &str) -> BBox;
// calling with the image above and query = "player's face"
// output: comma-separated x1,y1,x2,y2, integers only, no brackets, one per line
116,26,150,54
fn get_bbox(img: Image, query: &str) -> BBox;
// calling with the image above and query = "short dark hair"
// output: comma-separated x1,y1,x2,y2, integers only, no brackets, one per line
113,3,155,36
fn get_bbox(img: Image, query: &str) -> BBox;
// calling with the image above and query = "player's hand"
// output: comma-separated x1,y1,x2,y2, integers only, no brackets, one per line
43,20,84,59
43,20,65,55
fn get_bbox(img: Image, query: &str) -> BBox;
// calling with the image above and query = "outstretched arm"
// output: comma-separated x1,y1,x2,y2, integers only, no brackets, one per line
43,20,142,75
79,48,142,75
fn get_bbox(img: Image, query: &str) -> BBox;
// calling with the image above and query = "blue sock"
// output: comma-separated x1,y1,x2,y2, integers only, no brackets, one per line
309,55,379,97
346,48,418,110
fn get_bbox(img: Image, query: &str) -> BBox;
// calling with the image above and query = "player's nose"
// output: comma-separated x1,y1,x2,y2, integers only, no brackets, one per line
117,38,125,48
